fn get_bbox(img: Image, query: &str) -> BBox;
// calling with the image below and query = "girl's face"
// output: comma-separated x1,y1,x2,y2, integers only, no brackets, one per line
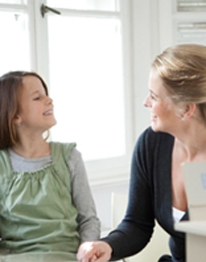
143,69,181,134
16,75,56,133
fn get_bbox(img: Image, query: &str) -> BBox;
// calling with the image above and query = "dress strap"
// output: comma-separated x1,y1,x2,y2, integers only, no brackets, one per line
0,149,13,175
50,142,76,168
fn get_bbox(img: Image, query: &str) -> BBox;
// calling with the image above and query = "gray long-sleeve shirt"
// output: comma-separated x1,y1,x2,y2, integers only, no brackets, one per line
8,147,100,243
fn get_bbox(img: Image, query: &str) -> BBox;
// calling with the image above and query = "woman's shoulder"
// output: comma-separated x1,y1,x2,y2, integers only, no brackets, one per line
142,126,173,139
135,127,174,151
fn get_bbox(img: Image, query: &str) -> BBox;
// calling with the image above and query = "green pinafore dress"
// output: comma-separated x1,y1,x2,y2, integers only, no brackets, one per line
0,142,80,262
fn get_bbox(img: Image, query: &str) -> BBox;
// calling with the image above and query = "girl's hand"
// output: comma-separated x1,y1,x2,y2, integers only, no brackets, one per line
77,241,112,262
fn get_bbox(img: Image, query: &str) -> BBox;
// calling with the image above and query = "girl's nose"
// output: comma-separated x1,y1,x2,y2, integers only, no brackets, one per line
46,96,53,104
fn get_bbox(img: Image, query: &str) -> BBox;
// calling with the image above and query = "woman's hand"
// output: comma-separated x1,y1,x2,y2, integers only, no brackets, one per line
77,241,112,262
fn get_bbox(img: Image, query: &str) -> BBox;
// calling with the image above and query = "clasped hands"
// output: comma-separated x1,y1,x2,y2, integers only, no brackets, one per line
77,241,112,262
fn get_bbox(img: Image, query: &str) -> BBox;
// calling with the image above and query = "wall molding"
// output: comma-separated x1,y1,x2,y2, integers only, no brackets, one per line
90,172,129,188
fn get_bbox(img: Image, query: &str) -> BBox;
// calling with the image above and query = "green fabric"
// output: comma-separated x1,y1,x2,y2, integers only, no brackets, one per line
0,252,77,262
0,142,80,261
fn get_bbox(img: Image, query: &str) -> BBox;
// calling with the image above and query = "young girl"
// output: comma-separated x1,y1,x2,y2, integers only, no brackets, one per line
0,71,100,262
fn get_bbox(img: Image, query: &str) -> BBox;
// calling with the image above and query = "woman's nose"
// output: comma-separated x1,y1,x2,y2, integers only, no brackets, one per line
143,95,151,108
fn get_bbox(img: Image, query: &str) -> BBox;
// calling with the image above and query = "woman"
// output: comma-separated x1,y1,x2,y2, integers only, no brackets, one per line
77,44,206,262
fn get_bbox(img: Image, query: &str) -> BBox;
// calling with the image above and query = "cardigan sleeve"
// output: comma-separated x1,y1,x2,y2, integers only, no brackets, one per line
102,128,155,260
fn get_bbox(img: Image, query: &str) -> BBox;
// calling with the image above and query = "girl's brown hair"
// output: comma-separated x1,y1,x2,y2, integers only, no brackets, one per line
0,71,49,149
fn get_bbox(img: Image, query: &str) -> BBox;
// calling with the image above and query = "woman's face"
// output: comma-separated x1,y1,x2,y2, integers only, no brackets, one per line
143,68,181,134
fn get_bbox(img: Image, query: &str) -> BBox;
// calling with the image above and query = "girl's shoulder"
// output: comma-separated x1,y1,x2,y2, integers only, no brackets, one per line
50,142,77,166
50,141,77,154
0,149,12,171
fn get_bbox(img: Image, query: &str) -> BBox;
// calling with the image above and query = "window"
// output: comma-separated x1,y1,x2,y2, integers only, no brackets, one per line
0,0,133,185
47,4,125,161
46,0,119,11
0,1,30,75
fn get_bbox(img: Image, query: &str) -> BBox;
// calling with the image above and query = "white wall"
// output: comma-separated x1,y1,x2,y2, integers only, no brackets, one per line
91,0,161,232
91,182,129,230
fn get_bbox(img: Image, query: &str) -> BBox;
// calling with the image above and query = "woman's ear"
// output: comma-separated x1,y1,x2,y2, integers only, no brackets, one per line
182,103,196,120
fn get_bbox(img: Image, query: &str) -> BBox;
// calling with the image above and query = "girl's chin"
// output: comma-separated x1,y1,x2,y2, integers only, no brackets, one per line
50,119,57,127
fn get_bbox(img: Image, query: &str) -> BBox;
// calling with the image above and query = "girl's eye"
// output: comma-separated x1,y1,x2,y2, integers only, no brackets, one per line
34,96,40,101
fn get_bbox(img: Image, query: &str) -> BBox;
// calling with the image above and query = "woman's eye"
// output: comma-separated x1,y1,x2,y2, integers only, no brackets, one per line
150,94,156,100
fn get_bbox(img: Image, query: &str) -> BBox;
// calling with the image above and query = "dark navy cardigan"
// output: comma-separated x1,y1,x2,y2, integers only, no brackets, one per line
103,127,187,262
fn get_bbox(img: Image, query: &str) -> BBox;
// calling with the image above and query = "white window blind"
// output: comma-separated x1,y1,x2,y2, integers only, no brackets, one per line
176,0,206,45
177,0,206,12
177,22,206,44
159,0,206,50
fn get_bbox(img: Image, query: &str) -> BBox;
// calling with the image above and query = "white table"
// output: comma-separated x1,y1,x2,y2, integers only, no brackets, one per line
175,221,206,262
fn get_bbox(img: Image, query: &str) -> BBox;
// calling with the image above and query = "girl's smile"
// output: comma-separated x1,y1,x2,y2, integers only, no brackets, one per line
15,75,57,133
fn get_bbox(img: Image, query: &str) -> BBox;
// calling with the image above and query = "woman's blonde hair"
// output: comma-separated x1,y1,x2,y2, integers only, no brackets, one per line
152,44,206,120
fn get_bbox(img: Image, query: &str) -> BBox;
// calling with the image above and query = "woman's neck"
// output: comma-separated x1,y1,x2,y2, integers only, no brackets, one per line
174,123,206,162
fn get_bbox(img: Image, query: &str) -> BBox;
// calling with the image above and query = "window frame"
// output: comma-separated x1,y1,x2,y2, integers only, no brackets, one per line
0,0,134,185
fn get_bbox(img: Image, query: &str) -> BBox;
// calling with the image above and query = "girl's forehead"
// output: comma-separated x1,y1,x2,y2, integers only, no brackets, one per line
22,75,41,86
21,75,48,96
22,76,44,92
